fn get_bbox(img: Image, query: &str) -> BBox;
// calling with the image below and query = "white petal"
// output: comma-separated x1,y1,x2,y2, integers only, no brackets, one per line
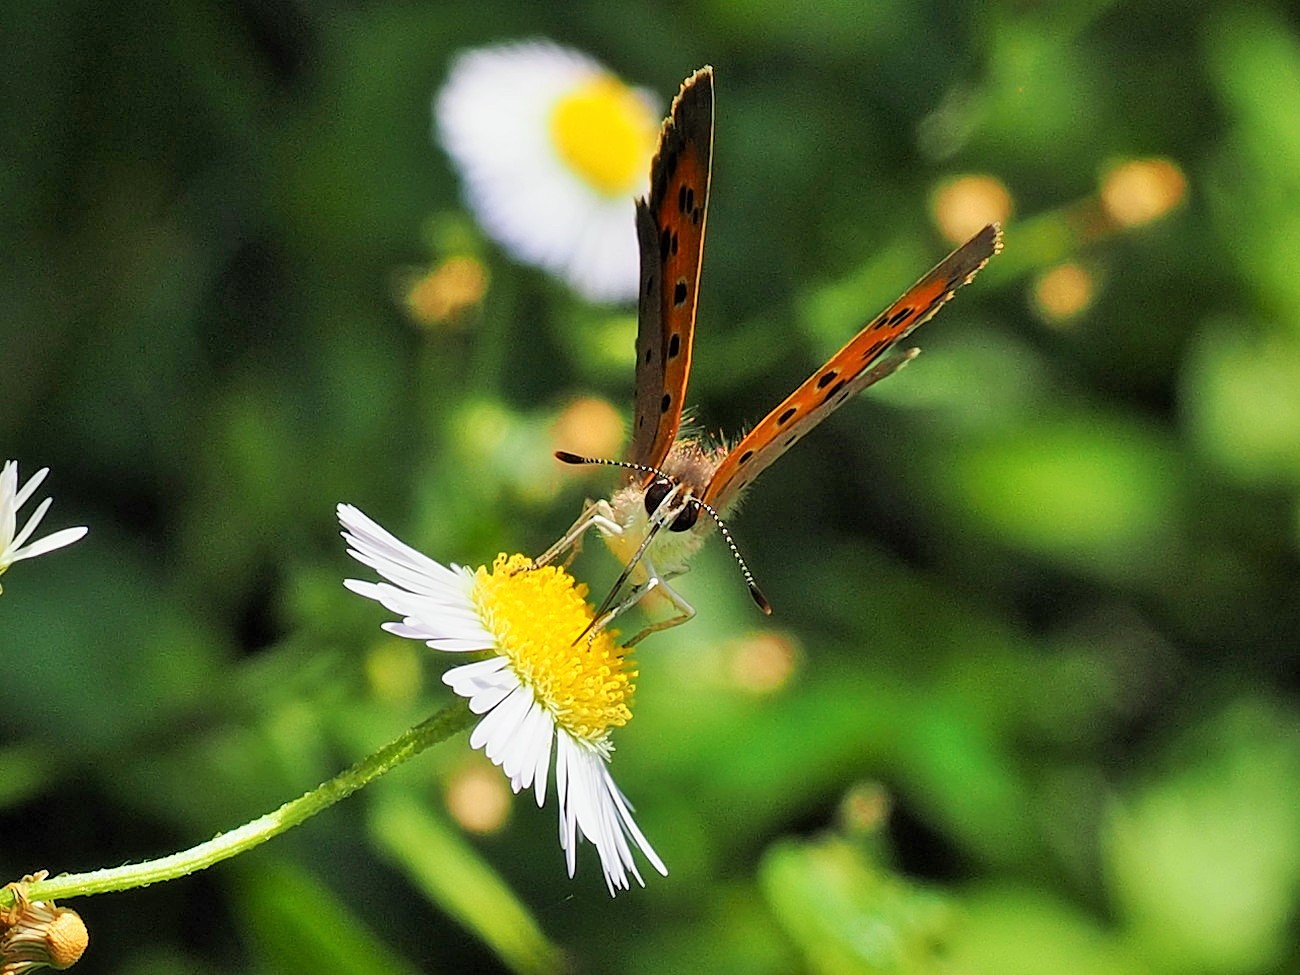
443,657,516,714
510,703,553,797
555,737,577,877
467,688,562,803
348,577,494,649
339,504,471,596
10,497,52,552
473,686,535,768
338,505,496,651
602,773,667,877
0,462,86,572
384,628,492,653
9,526,89,562
0,461,17,543
500,701,553,791
12,465,49,511
532,717,554,808
564,740,640,892
552,732,665,894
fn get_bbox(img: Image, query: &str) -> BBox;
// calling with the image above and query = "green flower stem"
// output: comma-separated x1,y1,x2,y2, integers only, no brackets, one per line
3,700,475,907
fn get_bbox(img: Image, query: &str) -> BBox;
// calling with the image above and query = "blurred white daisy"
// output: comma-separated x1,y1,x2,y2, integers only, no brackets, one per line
0,461,88,594
434,41,659,302
338,503,666,894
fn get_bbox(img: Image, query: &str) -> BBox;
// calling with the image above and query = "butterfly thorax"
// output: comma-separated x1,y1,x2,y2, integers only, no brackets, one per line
656,439,726,498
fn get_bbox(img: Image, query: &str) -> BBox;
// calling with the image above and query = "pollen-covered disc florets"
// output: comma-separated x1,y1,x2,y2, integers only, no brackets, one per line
474,554,635,742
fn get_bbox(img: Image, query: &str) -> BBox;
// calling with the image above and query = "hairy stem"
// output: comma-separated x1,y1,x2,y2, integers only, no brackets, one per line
4,701,475,906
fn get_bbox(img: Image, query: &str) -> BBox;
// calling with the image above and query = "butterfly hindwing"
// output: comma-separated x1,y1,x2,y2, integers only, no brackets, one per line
702,223,1003,510
629,67,714,475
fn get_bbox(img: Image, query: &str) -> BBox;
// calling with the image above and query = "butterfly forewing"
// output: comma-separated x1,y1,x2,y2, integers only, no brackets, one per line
629,67,715,475
702,223,1003,510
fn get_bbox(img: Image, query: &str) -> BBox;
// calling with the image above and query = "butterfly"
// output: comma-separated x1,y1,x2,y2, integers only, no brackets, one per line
538,66,1002,645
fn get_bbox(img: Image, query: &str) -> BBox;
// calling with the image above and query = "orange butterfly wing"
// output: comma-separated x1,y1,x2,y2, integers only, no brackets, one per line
703,223,1003,510
628,67,714,476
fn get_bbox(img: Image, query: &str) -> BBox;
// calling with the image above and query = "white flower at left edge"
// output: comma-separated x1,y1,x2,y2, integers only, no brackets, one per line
434,40,660,302
338,503,666,895
0,461,88,593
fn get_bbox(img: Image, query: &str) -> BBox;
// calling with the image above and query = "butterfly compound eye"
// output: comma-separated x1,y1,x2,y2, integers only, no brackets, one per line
669,501,701,532
644,478,674,515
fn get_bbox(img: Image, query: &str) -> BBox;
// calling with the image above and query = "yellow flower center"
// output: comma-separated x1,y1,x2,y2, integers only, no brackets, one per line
549,76,656,197
473,554,635,741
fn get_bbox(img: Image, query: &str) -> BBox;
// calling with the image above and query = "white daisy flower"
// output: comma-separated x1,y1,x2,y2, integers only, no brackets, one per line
0,461,88,594
434,40,660,303
338,503,666,894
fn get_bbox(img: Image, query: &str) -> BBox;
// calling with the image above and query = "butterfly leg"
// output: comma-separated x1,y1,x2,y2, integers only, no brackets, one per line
580,568,697,648
620,572,696,647
529,499,623,571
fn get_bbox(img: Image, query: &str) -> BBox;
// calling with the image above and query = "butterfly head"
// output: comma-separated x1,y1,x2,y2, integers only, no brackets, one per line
554,450,771,614
639,436,724,530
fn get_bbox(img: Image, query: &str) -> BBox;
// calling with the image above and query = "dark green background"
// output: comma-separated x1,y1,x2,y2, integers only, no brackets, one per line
3,1,1298,973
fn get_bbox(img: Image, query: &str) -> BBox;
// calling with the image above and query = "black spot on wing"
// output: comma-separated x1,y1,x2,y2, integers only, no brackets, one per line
820,378,847,406
659,227,681,261
659,147,679,191
816,370,839,389
888,306,914,327
738,450,753,465
660,393,672,413
920,293,947,318
668,333,680,358
778,407,797,425
859,335,891,362
673,280,688,307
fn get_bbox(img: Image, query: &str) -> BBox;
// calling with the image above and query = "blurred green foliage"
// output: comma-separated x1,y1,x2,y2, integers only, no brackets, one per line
3,1,1299,973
